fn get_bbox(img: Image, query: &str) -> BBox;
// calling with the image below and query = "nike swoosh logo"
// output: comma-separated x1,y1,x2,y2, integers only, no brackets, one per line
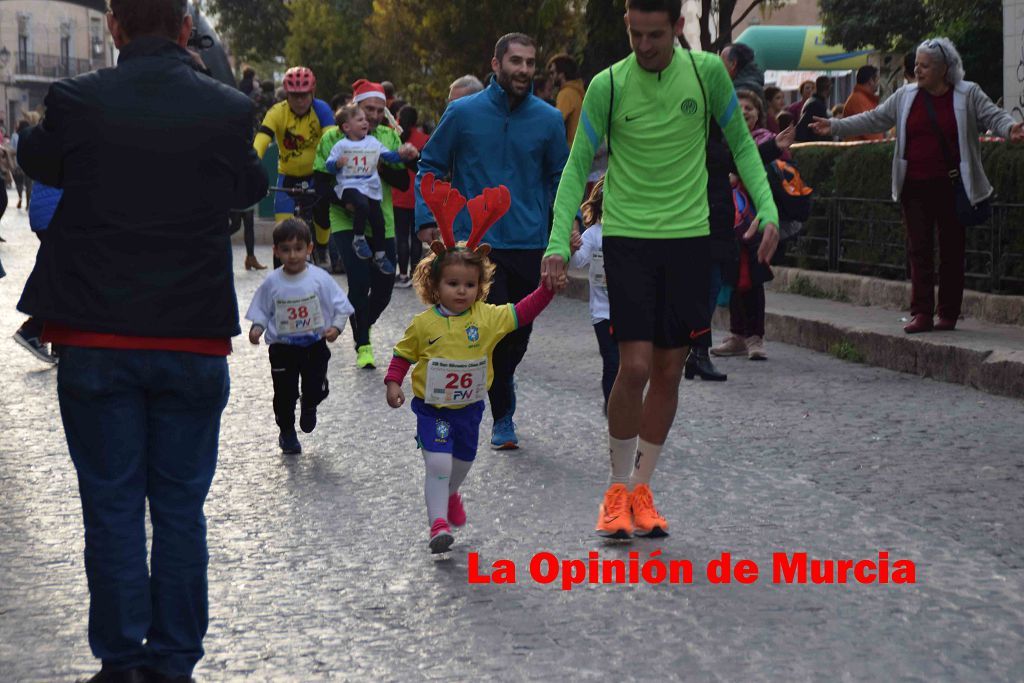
690,328,711,340
604,515,619,522
428,336,442,345
624,114,643,122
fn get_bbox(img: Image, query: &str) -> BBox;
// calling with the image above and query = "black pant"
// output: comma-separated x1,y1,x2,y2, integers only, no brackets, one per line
394,207,422,276
331,231,396,347
269,340,331,432
593,319,619,406
487,248,543,421
729,284,766,338
229,209,256,257
342,188,385,255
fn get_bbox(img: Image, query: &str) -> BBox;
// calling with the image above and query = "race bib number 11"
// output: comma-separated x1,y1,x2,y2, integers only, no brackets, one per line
425,358,487,406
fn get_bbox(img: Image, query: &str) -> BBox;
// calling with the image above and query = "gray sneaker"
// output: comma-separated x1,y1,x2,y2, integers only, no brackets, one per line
745,335,767,360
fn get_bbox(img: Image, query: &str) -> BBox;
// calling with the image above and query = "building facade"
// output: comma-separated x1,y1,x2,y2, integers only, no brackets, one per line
0,0,115,135
1007,0,1024,120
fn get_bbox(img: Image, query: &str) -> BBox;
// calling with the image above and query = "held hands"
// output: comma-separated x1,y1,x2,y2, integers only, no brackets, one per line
417,224,440,244
398,143,419,161
386,381,405,408
323,326,341,343
248,325,264,345
808,117,832,137
742,219,780,264
541,254,567,292
775,125,796,151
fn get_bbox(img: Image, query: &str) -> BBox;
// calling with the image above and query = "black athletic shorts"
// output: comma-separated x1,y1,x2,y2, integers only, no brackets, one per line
602,235,712,349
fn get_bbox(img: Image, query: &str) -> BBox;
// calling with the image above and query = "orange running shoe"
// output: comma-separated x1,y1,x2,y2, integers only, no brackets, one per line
630,484,668,537
595,483,633,539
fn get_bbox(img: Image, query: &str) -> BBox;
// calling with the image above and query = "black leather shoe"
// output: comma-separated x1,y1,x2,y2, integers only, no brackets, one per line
79,666,149,683
684,347,728,381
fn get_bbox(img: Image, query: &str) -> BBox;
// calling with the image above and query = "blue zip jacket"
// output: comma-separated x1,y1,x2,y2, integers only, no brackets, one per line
29,182,62,232
415,78,568,250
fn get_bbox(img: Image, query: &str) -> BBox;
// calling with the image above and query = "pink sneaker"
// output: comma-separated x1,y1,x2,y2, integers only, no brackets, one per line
429,518,454,554
448,493,466,527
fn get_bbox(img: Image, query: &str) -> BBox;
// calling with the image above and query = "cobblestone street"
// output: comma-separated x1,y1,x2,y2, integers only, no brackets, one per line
2,198,1023,681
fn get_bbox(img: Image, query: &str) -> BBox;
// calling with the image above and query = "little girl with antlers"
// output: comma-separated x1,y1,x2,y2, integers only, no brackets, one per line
384,173,560,555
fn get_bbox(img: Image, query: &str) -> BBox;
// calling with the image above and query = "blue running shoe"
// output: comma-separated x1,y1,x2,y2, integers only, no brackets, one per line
352,235,372,260
490,414,519,450
374,254,396,275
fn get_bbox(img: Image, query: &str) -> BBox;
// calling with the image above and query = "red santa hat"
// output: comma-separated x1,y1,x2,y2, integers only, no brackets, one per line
352,79,386,104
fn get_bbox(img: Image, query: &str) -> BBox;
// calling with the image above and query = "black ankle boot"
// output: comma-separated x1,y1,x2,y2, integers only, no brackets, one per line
684,347,727,381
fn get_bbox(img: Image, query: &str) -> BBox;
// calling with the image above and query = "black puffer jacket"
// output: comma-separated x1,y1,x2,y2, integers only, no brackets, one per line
17,36,268,338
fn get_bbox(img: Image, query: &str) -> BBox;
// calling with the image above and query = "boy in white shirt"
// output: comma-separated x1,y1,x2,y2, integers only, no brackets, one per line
247,218,355,454
325,104,418,275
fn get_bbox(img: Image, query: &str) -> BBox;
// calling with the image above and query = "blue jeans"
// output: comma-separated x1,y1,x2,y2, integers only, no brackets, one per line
57,347,229,677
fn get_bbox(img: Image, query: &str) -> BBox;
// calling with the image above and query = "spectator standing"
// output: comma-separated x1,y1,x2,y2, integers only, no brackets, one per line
415,33,568,450
811,37,1024,333
447,74,484,103
721,43,764,103
547,53,586,147
15,1,268,680
393,105,430,288
842,65,884,141
795,75,832,142
786,79,814,120
764,85,784,133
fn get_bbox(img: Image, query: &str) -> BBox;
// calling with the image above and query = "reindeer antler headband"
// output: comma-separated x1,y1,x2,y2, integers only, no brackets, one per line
421,172,511,268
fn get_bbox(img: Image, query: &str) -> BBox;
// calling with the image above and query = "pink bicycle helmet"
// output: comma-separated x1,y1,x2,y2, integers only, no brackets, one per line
283,66,316,94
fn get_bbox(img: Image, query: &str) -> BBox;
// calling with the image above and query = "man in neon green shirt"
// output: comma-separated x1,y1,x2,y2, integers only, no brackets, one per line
542,0,780,540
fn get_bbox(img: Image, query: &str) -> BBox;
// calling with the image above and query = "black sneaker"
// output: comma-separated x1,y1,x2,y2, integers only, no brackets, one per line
279,430,302,455
13,329,57,364
299,406,317,433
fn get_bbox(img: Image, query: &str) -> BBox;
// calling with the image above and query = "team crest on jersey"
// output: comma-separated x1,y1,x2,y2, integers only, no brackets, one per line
466,325,480,343
680,98,698,116
435,419,451,441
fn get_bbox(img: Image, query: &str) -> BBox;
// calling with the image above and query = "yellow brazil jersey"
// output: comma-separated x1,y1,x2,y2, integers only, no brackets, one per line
254,98,335,177
393,301,519,408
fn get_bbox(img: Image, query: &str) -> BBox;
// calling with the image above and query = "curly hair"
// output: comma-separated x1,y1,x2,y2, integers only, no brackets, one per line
412,245,496,306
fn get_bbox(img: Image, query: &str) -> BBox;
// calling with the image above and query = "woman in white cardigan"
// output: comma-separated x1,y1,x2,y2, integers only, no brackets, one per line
810,38,1024,333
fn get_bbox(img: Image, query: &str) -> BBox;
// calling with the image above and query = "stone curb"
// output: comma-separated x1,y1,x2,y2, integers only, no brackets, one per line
564,270,1024,400
770,266,1024,328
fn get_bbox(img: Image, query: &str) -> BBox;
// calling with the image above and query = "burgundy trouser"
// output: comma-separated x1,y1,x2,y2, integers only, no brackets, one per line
900,177,966,320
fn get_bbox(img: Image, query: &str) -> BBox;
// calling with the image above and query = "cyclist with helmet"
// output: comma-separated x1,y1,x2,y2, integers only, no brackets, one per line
254,66,335,254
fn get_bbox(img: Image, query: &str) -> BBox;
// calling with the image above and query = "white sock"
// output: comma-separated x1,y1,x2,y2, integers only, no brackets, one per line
422,450,451,523
630,438,663,488
608,434,638,487
449,458,473,495
374,250,385,259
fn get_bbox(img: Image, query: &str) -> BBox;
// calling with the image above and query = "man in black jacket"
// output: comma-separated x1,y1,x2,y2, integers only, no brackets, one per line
795,75,832,142
16,1,267,681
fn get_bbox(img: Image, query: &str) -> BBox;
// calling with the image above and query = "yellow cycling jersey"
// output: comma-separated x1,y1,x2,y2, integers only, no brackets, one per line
254,98,335,177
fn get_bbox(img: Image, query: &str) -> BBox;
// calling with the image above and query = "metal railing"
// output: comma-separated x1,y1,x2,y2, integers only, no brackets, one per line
783,197,1024,295
15,52,93,79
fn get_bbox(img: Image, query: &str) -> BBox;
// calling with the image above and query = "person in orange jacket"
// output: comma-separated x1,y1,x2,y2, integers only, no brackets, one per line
842,65,884,141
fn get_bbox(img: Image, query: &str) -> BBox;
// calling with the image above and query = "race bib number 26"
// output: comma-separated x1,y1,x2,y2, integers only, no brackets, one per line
425,358,487,406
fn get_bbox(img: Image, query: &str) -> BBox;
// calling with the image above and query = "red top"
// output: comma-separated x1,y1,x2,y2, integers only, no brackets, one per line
44,323,231,356
905,89,959,181
392,127,430,210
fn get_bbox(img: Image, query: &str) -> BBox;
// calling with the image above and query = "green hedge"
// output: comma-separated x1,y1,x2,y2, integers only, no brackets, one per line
791,141,1024,202
787,141,1024,293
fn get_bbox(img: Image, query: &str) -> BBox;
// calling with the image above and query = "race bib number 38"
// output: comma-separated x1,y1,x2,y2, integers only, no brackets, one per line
425,358,487,406
274,294,324,336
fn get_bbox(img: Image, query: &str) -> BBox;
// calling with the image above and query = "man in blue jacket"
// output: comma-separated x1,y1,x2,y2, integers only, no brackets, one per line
415,32,568,450
16,0,267,680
